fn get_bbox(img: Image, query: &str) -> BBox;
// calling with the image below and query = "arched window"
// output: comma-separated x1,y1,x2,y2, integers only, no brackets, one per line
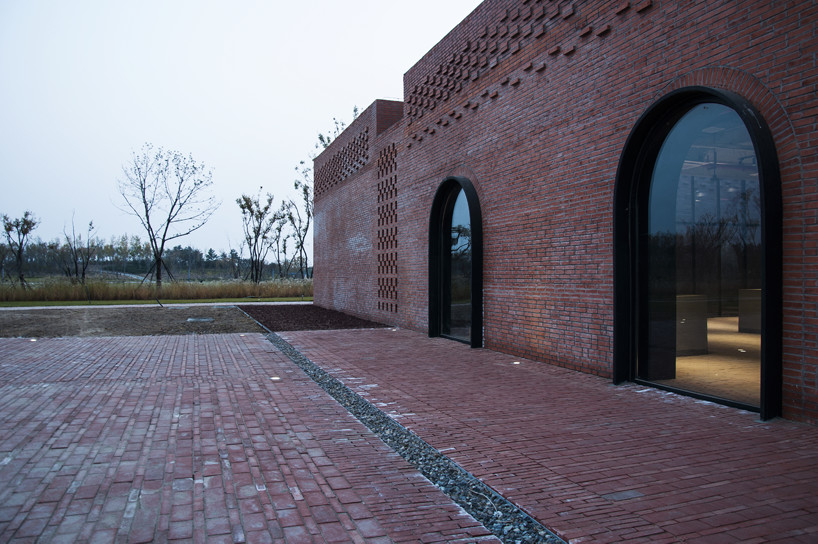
614,88,782,419
429,176,483,347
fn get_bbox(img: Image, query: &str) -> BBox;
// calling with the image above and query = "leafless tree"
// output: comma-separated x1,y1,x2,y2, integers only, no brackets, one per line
271,213,292,279
60,215,99,285
2,211,38,287
270,107,358,281
284,161,313,279
237,188,281,283
117,143,219,287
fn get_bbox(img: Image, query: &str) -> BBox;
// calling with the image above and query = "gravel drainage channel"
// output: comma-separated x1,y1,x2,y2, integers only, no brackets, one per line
267,333,564,544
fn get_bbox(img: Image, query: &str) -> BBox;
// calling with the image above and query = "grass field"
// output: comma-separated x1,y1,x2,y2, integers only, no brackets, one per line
0,278,313,306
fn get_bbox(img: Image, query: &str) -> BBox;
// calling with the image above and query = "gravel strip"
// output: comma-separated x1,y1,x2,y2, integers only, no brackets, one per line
267,332,565,544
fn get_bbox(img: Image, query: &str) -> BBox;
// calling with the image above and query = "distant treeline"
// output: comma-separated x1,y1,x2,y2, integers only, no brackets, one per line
0,234,309,283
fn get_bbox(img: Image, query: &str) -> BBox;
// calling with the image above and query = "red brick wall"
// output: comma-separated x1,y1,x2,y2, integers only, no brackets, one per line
314,100,404,323
314,1,818,423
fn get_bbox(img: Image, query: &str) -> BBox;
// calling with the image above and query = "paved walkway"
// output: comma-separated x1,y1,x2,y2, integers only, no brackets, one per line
280,328,818,544
2,327,818,543
0,334,496,543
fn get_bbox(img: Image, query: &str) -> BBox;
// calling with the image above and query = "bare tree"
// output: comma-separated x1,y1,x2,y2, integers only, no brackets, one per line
284,161,313,279
60,215,99,285
280,107,359,280
237,188,281,284
117,143,219,287
2,211,38,287
271,213,292,279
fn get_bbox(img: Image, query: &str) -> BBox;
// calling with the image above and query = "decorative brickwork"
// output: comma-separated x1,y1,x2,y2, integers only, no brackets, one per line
314,127,370,197
377,144,398,314
405,2,558,124
406,0,658,147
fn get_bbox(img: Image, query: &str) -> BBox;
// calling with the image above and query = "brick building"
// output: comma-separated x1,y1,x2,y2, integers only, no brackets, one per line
313,0,818,423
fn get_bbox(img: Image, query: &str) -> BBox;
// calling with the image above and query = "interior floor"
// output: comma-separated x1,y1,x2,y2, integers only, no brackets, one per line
654,316,761,407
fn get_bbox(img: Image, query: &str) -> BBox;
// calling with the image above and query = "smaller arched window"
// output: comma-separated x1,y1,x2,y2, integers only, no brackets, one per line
429,177,483,347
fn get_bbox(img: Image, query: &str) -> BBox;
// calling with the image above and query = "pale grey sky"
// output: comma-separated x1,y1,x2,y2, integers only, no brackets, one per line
0,0,482,255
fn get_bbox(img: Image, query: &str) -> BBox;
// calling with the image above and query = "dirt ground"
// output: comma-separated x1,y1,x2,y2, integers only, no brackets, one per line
0,303,387,338
239,304,386,332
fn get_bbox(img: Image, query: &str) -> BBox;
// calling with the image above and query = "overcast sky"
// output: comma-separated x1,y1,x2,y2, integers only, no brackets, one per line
0,0,482,256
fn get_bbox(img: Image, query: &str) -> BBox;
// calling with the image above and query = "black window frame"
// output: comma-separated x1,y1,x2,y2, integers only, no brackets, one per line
429,176,483,348
613,87,782,420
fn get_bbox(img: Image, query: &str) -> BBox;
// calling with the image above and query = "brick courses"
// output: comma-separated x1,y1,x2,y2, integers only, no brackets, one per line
313,0,818,423
282,328,818,543
0,335,496,543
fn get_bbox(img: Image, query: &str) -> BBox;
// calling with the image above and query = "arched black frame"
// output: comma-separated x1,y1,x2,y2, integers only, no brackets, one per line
613,87,782,419
429,176,483,347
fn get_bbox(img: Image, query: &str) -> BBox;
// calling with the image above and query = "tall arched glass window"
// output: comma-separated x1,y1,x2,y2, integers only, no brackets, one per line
614,88,782,419
429,176,483,347
644,103,762,406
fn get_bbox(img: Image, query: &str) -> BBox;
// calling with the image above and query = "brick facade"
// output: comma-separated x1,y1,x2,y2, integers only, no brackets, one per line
313,1,818,424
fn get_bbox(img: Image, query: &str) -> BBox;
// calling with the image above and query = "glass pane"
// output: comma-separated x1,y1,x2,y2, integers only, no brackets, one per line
443,188,471,341
643,103,761,407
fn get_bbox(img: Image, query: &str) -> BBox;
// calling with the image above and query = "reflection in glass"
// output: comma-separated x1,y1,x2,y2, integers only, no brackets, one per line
443,188,472,341
643,103,761,406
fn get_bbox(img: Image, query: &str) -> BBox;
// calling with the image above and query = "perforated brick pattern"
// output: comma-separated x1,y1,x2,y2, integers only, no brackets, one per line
314,127,370,197
377,143,399,314
406,0,660,147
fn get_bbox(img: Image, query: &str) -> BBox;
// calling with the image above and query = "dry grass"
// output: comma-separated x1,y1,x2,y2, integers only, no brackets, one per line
0,278,313,303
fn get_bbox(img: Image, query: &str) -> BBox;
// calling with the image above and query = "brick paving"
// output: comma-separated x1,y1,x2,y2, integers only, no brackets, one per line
4,326,818,544
280,328,818,544
0,334,497,543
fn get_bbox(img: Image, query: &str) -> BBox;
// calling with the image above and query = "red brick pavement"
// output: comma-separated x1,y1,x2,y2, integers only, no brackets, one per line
0,334,498,543
280,328,818,544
